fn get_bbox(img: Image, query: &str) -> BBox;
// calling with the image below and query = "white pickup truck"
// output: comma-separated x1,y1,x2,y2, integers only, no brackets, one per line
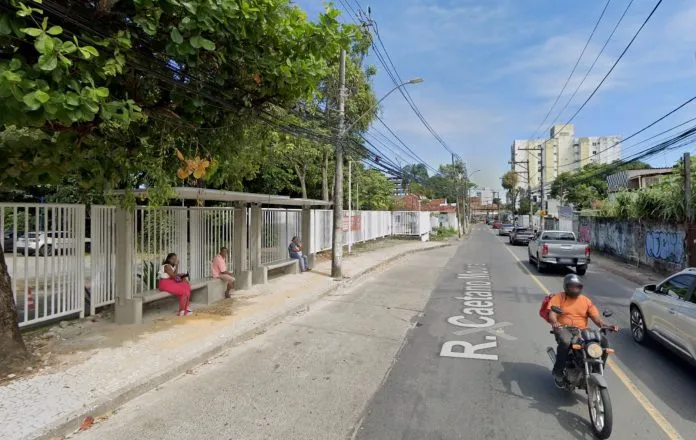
528,230,591,275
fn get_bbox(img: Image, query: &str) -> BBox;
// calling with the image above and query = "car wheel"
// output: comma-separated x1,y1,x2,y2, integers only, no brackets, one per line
39,245,52,256
536,254,545,273
576,265,587,276
630,306,648,344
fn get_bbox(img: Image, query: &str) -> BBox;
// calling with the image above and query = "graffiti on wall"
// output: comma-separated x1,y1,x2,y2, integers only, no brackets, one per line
578,225,591,243
645,231,685,264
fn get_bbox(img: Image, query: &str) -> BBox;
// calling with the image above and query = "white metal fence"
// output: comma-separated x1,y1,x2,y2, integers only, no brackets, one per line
90,206,116,315
2,203,431,324
1,203,86,327
133,207,188,295
261,208,301,265
311,210,431,253
189,207,235,280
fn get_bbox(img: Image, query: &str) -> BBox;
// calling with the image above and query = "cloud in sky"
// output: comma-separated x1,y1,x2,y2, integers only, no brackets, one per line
298,0,696,189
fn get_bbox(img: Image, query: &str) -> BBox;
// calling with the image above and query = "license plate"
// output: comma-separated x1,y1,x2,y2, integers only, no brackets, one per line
558,259,574,265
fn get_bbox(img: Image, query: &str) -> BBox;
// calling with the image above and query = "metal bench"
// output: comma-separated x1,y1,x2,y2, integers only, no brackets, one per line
117,278,227,324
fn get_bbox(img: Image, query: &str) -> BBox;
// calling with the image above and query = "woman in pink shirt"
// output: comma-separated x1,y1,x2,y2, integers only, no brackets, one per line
211,247,235,298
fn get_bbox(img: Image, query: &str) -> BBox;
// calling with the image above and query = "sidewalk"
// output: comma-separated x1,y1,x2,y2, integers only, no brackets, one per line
0,239,451,440
591,252,664,285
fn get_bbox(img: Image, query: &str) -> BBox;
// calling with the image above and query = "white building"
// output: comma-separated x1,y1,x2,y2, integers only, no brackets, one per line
510,124,621,194
469,187,500,206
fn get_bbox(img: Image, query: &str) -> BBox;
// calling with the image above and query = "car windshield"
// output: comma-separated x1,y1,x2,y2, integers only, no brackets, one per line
541,232,575,241
515,228,530,233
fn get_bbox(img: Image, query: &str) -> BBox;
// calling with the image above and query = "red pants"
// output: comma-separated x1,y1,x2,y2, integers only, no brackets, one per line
158,278,191,313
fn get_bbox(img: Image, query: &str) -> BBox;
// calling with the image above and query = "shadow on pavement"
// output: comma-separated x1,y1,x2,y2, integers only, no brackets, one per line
498,361,594,440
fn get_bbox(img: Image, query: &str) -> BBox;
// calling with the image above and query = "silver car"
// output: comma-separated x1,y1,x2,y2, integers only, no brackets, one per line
630,268,696,364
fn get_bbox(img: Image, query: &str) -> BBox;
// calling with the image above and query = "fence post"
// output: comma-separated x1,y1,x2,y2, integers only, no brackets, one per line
233,204,252,290
302,206,315,268
113,208,141,324
249,204,266,285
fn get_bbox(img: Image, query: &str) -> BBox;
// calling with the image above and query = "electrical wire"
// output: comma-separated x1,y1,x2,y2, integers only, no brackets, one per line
528,0,613,141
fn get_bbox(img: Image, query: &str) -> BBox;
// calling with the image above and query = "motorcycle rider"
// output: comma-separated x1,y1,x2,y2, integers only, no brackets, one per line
548,274,618,382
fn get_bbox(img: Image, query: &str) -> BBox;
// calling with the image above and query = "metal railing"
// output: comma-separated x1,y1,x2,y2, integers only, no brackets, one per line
261,208,301,265
1,203,86,327
90,206,116,315
310,209,333,254
189,207,235,280
133,207,188,295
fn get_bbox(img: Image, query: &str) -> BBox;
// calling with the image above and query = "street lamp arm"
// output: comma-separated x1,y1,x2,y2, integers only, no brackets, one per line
344,78,423,133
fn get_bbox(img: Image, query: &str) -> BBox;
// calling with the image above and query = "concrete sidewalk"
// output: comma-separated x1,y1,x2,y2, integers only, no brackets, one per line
591,252,664,286
0,239,450,440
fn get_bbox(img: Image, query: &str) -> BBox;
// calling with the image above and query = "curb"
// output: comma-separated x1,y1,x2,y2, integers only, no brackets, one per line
39,242,453,440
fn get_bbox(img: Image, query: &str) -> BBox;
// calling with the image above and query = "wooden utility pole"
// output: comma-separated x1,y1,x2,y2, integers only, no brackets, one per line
331,49,346,278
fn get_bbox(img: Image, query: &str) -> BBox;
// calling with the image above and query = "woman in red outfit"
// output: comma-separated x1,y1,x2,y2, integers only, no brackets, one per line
158,253,192,316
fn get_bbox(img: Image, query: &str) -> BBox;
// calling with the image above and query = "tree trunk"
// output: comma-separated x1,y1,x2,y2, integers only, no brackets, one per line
0,245,29,374
322,150,329,202
293,164,308,199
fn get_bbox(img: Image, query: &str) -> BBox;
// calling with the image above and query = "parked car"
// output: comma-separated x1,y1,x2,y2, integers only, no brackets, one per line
498,223,514,236
492,221,502,229
528,230,590,275
509,227,534,245
14,231,81,256
630,268,696,365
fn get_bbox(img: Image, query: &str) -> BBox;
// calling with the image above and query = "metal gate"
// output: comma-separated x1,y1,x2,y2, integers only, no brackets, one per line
90,206,116,315
1,203,86,327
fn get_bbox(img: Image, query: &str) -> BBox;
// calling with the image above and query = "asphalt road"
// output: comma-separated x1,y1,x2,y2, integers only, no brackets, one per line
72,227,696,440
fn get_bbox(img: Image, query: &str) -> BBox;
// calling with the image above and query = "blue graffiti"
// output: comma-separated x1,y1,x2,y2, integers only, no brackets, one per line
645,231,684,264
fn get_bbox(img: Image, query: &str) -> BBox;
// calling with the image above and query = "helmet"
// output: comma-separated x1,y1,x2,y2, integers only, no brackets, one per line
563,274,583,298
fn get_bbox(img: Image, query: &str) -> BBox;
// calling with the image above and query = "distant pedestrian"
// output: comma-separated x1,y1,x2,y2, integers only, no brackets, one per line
211,247,235,298
288,236,310,272
158,253,192,316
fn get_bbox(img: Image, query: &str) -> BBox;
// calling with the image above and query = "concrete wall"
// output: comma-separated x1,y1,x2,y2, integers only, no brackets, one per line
575,217,687,273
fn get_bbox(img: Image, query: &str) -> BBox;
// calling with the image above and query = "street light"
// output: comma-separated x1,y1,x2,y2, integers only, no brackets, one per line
332,76,424,279
344,78,424,133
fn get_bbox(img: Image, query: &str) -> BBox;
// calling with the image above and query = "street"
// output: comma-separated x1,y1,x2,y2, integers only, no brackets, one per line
73,227,696,440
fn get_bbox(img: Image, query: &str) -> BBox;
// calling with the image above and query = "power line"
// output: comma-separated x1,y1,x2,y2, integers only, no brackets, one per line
548,0,664,137
528,0,612,141
546,0,635,136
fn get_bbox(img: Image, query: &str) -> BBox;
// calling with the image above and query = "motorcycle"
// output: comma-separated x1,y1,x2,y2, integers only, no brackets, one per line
546,306,617,439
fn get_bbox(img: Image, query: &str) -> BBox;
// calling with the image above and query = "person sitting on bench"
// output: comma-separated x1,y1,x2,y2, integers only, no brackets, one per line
288,236,310,272
158,253,191,316
211,247,235,298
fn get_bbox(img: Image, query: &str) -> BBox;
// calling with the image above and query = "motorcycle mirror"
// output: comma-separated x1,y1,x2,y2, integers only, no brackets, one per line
602,310,614,318
551,306,563,314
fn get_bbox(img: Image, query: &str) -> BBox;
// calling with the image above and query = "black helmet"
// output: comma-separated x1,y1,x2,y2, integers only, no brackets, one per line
563,274,583,297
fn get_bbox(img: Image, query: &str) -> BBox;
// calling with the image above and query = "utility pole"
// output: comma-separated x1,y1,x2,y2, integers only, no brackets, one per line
463,166,469,231
452,154,461,238
348,159,352,254
331,49,346,278
520,144,544,230
685,152,692,221
509,158,532,227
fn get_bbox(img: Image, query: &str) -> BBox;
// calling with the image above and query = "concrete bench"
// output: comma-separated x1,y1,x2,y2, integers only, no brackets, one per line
252,259,299,284
115,278,226,324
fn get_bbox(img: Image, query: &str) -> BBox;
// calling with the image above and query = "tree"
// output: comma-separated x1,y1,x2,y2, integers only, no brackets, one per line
550,161,651,205
501,170,520,209
0,0,364,372
402,164,429,193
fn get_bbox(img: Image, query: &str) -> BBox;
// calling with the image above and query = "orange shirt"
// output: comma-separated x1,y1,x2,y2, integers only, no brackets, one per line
547,293,599,329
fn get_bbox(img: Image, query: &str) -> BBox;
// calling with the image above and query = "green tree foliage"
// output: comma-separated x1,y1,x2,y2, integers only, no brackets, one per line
550,161,651,207
501,170,520,208
0,0,360,195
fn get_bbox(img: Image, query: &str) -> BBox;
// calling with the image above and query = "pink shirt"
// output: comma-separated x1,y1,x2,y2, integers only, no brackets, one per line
211,254,227,278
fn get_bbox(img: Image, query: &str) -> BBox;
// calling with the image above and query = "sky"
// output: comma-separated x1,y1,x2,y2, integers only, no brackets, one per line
296,0,696,191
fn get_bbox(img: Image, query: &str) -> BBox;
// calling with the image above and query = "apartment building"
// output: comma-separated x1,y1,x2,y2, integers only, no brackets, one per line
510,124,621,193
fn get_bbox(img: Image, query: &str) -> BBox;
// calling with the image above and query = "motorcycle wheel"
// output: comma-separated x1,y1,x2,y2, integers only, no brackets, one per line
588,382,613,439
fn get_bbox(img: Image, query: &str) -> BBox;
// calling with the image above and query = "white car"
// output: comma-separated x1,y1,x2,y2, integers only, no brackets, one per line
630,268,696,365
14,231,82,256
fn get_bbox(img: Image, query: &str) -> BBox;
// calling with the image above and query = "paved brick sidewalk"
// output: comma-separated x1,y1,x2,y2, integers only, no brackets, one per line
0,239,450,440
